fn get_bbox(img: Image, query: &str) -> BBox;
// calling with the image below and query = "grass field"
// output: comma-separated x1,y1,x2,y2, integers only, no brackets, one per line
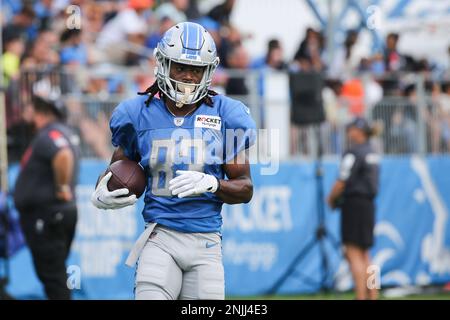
228,288,450,300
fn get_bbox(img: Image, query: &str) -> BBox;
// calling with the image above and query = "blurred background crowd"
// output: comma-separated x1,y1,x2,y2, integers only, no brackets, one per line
2,0,450,301
2,0,450,161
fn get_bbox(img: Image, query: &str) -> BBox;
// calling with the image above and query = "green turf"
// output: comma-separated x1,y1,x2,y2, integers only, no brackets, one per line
227,291,450,300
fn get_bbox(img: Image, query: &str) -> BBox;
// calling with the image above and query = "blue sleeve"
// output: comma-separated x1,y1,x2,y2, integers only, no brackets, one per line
110,102,140,161
223,100,257,163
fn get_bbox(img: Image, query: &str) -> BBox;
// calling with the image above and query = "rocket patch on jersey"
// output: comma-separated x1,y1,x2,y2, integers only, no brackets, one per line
194,115,222,130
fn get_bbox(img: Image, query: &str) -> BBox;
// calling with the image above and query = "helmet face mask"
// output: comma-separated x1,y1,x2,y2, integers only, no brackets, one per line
154,22,220,107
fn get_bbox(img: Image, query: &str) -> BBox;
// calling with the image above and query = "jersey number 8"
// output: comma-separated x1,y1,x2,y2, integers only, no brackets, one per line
149,139,205,196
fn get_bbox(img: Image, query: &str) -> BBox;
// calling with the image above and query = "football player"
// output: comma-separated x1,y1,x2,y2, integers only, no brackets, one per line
91,22,256,300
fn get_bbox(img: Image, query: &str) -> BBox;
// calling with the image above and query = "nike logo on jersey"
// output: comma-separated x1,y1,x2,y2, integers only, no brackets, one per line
174,117,184,126
205,242,218,248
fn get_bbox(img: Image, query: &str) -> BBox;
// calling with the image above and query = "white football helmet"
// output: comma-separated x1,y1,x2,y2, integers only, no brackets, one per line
154,22,220,107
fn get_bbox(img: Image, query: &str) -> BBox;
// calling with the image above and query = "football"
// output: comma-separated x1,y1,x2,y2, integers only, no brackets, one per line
107,160,146,198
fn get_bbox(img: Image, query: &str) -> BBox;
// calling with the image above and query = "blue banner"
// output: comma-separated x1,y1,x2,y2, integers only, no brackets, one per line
6,156,450,298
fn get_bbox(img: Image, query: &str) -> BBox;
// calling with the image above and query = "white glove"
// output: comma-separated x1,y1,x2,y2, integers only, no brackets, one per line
91,172,137,209
169,170,219,198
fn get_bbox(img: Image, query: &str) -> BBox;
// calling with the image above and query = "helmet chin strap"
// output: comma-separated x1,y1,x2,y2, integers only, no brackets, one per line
175,84,195,108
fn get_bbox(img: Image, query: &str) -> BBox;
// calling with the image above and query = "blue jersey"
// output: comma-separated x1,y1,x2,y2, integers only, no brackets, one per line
110,95,256,233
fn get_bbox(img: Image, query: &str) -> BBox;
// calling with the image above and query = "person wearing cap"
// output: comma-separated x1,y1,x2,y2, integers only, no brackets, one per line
327,117,380,300
13,94,80,300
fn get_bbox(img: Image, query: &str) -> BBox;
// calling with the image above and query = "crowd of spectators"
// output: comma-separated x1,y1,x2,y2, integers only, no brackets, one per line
289,27,450,155
293,28,450,154
2,0,450,159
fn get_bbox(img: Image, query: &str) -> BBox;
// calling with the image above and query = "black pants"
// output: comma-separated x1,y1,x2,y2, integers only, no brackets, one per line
19,207,77,300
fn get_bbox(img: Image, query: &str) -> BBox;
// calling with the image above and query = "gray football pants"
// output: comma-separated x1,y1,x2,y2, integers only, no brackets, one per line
134,225,224,300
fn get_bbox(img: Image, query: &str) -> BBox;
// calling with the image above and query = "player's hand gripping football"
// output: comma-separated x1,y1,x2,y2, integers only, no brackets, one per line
91,172,137,209
169,170,219,198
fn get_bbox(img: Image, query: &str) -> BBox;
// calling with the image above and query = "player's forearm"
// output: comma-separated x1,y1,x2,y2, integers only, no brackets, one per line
52,148,74,188
96,147,129,188
110,147,128,164
215,177,253,204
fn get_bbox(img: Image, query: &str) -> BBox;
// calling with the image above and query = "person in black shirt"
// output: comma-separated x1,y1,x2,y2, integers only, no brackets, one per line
327,117,380,300
13,94,79,300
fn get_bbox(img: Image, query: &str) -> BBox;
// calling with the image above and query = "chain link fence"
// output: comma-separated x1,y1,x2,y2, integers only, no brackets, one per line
290,75,450,158
5,66,450,161
6,66,264,160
